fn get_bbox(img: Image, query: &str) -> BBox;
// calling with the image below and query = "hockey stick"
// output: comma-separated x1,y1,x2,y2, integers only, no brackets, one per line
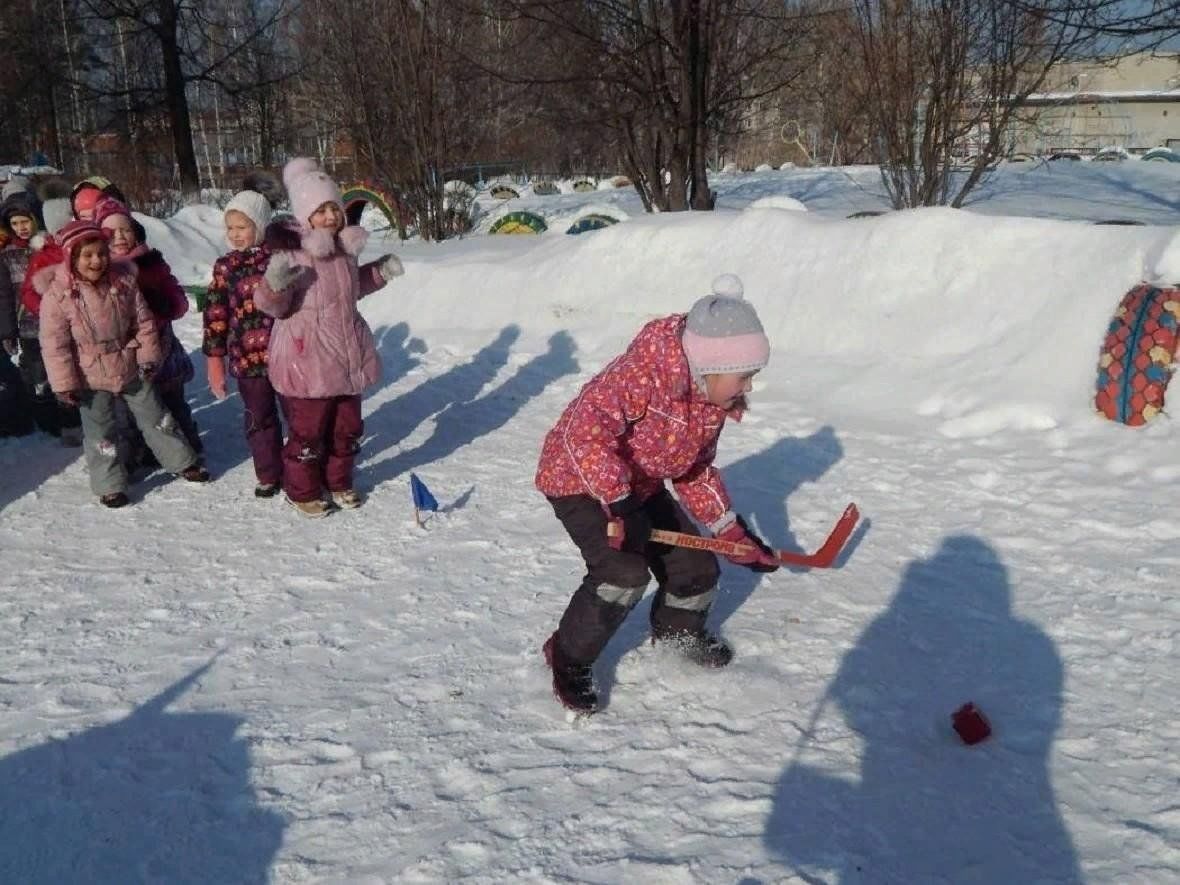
610,503,860,569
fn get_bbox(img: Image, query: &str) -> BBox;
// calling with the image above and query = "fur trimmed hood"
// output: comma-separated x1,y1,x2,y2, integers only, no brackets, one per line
264,220,368,259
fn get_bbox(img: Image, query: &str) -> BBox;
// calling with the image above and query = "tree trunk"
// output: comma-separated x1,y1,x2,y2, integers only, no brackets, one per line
157,0,200,199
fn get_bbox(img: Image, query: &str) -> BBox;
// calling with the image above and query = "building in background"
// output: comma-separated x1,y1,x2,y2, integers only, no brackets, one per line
1011,52,1180,156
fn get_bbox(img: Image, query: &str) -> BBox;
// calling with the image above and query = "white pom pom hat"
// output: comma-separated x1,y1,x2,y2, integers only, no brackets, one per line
681,273,770,376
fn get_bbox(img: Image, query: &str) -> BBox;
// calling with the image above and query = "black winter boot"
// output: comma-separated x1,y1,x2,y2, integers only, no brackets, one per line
654,631,734,668
543,632,599,714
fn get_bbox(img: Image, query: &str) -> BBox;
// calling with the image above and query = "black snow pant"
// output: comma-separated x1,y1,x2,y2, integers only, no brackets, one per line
549,489,721,666
19,337,81,436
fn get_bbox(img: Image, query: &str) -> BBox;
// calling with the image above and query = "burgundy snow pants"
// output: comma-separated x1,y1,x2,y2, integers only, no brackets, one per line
239,375,283,486
549,489,720,666
278,394,363,503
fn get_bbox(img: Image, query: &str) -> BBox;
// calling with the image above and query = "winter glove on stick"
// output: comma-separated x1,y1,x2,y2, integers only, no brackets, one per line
378,254,404,282
56,390,80,407
716,516,780,572
605,494,652,553
206,356,228,400
263,253,303,292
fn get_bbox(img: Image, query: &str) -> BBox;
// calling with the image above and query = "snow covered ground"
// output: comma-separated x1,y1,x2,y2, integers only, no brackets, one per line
2,163,1180,883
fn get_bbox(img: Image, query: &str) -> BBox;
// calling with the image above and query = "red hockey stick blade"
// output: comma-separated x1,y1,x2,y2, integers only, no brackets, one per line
774,502,860,568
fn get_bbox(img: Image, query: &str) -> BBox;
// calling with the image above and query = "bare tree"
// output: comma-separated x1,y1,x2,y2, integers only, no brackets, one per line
490,1,813,212
72,0,298,199
848,0,1107,209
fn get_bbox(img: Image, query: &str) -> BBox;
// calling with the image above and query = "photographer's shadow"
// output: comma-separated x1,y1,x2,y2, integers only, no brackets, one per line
0,661,285,883
763,536,1080,883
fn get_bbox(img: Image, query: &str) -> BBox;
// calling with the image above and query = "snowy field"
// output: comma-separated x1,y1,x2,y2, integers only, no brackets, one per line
2,161,1180,883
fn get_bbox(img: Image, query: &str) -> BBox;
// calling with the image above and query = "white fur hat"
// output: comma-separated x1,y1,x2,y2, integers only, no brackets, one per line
224,190,273,246
282,158,342,228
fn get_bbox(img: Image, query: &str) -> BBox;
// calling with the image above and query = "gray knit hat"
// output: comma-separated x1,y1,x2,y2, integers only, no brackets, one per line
682,274,770,377
41,198,72,236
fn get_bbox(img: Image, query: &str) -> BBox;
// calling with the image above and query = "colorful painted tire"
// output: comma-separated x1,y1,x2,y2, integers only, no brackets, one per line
1095,283,1180,425
566,214,618,235
488,211,547,235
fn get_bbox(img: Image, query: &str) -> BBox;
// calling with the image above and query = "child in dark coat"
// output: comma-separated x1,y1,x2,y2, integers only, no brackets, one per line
534,275,780,714
202,190,283,496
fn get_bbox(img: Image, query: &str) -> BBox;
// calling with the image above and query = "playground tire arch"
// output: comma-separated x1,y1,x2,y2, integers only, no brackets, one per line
341,183,410,238
1095,283,1180,425
488,211,548,235
566,213,619,235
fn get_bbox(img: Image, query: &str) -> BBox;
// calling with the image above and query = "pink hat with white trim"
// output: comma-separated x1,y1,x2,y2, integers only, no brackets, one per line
681,274,770,377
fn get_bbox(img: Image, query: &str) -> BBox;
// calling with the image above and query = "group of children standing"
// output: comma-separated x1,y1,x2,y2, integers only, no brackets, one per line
1,158,404,514
4,159,788,714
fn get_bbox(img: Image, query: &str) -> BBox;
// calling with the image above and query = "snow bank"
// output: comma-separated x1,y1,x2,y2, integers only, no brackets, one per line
362,207,1177,436
149,168,1180,438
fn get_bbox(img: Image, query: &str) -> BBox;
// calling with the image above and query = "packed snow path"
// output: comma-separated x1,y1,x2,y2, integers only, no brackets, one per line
3,163,1180,881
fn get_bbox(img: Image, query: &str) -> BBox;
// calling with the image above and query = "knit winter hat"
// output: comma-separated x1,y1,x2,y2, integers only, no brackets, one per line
93,194,131,227
71,186,103,218
1,190,41,226
224,189,273,245
283,157,342,227
57,219,106,260
681,274,770,377
41,198,73,236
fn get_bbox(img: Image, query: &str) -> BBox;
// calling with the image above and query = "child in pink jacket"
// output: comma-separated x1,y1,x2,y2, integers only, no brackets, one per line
255,158,404,517
38,221,209,507
534,275,780,714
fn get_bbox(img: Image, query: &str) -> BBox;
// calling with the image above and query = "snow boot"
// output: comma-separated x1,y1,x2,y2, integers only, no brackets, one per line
254,482,280,498
542,632,598,714
286,496,336,518
100,492,130,509
180,465,211,483
654,631,734,668
331,489,363,509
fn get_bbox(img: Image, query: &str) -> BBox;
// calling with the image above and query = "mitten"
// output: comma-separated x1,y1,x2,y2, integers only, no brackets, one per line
56,389,80,407
716,516,780,572
263,253,303,292
378,253,404,281
605,494,652,553
206,355,228,400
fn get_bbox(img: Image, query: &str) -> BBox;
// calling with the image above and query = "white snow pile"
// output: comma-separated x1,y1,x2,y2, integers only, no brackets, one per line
746,195,808,212
369,204,1176,437
3,164,1180,883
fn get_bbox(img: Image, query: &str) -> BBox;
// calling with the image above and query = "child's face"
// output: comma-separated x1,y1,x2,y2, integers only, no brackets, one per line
74,240,110,283
224,210,257,250
101,215,138,256
309,202,343,233
704,371,757,410
8,215,35,239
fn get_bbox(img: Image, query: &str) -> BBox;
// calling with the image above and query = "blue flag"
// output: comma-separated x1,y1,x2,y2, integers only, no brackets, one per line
410,473,439,512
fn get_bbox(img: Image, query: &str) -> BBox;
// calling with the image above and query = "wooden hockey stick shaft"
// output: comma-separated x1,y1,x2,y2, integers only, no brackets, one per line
608,503,860,569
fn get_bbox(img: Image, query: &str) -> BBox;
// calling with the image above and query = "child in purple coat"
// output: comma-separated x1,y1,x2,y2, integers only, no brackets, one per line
202,190,283,497
254,158,404,517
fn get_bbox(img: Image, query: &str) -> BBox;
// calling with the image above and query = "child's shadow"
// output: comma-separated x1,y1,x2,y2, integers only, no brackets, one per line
596,426,847,706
